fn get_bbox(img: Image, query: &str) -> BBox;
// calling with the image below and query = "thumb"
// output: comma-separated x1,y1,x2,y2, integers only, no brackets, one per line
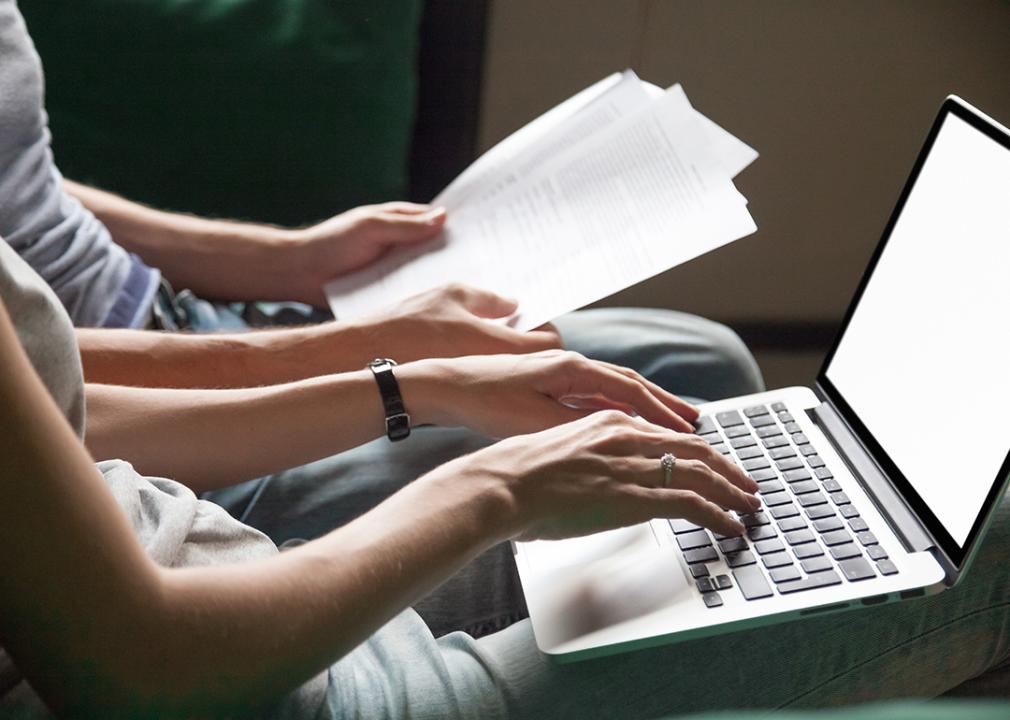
373,206,447,244
449,285,519,319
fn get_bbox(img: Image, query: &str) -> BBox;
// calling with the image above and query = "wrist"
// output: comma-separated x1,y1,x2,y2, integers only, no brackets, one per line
418,452,523,544
391,358,457,428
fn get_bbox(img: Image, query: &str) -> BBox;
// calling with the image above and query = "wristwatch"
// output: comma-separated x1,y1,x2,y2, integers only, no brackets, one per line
367,358,411,441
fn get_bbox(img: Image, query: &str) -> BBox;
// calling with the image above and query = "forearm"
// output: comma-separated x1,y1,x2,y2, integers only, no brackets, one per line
84,361,447,492
151,466,511,715
2,292,515,716
65,179,301,301
77,321,382,389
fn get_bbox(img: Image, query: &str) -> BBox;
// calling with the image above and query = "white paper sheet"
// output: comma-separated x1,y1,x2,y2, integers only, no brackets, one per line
326,85,757,330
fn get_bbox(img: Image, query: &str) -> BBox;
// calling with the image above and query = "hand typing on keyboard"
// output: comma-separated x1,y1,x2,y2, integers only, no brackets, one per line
430,408,761,544
675,402,899,606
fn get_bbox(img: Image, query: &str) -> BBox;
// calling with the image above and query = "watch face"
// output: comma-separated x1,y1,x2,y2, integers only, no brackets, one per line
387,414,411,441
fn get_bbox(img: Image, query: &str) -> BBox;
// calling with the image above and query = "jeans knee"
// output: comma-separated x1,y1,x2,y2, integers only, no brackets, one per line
694,317,765,398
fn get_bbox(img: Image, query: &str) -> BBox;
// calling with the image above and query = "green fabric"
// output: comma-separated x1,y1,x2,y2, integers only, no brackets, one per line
20,0,420,226
674,699,1010,720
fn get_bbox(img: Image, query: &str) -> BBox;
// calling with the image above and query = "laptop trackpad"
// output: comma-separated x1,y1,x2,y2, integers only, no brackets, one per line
524,524,693,646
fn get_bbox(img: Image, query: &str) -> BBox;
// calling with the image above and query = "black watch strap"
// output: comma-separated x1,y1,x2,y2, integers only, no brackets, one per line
368,358,411,441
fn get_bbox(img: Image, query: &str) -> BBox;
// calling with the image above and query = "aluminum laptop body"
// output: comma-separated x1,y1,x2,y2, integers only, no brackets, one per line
515,96,1010,661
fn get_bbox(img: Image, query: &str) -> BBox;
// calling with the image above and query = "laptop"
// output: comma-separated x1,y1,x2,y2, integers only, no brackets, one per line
514,95,1010,661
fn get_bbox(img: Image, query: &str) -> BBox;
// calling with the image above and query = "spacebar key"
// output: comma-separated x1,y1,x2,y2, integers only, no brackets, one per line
777,570,842,594
732,565,774,600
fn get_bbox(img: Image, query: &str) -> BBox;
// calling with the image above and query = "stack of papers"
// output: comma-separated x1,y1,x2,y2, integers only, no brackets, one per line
325,70,758,331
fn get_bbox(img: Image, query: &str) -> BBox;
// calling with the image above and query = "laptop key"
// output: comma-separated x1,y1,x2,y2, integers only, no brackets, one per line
699,432,722,445
838,557,876,582
744,405,769,418
830,543,862,561
822,479,842,492
731,435,758,449
736,446,764,460
757,426,783,439
814,467,834,480
792,432,808,445
732,565,774,600
801,556,833,573
800,444,819,457
776,458,805,472
790,480,819,495
820,529,853,546
757,479,785,494
762,551,793,569
695,416,717,434
777,516,808,532
718,537,748,554
805,505,837,520
743,457,771,471
754,538,785,555
771,401,787,412
750,414,778,428
784,421,802,434
777,570,842,594
783,469,813,483
716,410,744,428
770,446,797,461
738,512,771,527
677,530,713,551
763,436,790,449
807,455,826,468
830,491,851,506
839,505,860,519
867,545,888,561
747,525,778,541
750,468,778,482
690,564,710,578
797,492,828,508
725,550,757,568
857,532,879,546
684,547,719,564
714,574,733,590
762,491,792,507
813,517,844,533
848,517,869,532
877,559,899,575
785,529,816,545
793,542,825,559
703,591,724,608
778,412,795,423
725,424,752,438
770,503,800,520
770,565,802,583
670,519,702,534
696,577,715,593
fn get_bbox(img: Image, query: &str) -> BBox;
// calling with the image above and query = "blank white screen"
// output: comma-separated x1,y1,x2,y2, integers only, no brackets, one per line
826,114,1010,547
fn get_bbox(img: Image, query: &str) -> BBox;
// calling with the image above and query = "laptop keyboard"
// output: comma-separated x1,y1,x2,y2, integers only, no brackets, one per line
672,402,899,608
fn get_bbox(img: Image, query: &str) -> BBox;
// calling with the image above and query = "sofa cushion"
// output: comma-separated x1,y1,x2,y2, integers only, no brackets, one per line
20,0,421,225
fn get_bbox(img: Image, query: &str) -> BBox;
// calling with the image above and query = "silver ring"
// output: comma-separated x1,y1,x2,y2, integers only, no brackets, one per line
660,452,677,488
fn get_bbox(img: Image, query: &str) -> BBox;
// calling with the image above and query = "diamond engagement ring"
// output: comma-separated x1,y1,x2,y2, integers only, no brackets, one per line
660,452,677,488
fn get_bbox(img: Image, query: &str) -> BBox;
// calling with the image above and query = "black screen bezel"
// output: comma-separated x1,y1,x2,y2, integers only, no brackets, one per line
817,97,1010,569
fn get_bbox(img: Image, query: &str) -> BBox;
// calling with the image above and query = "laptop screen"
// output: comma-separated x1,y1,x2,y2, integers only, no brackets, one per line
820,100,1010,566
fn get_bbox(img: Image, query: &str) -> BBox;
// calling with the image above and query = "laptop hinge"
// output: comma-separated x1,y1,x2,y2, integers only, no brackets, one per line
807,401,935,555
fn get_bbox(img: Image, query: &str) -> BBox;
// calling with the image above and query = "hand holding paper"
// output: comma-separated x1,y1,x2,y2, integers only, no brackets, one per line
325,71,758,331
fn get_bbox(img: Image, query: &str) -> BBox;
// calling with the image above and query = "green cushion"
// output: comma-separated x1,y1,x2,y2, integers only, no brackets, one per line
673,699,1010,720
20,0,421,225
